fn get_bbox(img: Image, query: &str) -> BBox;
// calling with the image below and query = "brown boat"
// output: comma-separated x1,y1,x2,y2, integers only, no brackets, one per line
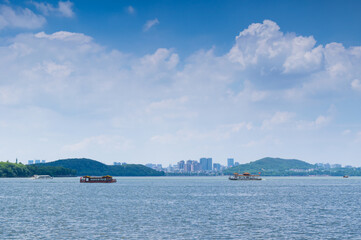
229,172,262,180
80,175,117,183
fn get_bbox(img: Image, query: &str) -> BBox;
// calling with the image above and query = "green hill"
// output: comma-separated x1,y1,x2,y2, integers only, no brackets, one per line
0,161,76,177
43,158,165,176
223,157,315,176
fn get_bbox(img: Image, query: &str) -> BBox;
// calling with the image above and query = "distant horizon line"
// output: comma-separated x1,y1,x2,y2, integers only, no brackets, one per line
3,157,359,168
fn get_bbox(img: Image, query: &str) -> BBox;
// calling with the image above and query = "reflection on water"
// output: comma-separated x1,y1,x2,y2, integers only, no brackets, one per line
1,177,361,239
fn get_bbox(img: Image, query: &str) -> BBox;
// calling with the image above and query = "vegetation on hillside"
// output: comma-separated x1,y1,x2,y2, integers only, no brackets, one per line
43,158,165,176
223,157,314,175
0,161,76,177
223,157,361,176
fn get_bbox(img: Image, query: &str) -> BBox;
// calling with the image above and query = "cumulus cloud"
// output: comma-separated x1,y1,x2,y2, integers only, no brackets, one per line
228,20,323,74
1,20,361,164
32,1,74,18
143,18,159,31
0,4,46,29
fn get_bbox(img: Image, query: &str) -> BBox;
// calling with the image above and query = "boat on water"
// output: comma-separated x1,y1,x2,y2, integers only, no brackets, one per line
229,172,262,181
343,175,349,178
32,175,53,180
80,175,117,183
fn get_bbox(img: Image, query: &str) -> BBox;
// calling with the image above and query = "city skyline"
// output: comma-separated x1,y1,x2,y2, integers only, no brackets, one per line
7,155,357,169
1,1,361,166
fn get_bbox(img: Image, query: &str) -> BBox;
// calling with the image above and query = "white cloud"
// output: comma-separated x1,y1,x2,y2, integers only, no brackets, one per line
32,1,74,18
143,18,159,31
58,1,74,17
235,81,269,102
136,48,179,76
35,31,92,43
127,6,135,14
296,115,331,130
1,20,361,165
226,122,253,132
351,79,361,91
0,4,45,29
227,20,323,75
262,111,295,129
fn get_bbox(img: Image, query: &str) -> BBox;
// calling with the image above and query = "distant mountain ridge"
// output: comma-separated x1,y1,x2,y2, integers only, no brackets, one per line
223,157,315,175
43,158,164,176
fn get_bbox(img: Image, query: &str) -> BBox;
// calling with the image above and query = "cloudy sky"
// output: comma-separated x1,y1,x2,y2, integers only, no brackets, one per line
1,0,361,166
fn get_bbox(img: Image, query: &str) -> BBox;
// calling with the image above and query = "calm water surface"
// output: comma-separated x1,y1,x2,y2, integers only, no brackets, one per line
1,176,361,239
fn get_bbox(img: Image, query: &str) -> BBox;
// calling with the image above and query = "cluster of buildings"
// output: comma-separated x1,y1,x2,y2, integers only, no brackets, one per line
144,163,163,171
315,163,353,169
145,158,240,173
27,160,46,164
113,162,127,166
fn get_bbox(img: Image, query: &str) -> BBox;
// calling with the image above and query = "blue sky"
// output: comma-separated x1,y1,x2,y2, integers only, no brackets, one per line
1,0,361,166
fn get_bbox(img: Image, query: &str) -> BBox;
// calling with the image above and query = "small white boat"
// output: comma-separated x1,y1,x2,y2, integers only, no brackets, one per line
32,175,53,180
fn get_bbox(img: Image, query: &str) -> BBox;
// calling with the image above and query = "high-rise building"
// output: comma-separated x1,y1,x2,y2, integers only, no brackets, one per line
28,160,34,165
227,158,234,168
200,158,213,171
156,164,163,171
178,160,185,171
207,158,212,171
41,160,46,164
213,163,221,171
200,158,208,171
186,160,193,172
190,161,198,172
35,160,41,164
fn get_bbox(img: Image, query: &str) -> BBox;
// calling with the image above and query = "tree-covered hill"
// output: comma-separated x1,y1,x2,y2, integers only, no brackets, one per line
0,161,76,177
223,157,315,176
223,157,361,176
43,158,165,176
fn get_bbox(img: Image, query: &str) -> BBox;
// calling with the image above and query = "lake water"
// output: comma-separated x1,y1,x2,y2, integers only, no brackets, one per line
1,176,361,239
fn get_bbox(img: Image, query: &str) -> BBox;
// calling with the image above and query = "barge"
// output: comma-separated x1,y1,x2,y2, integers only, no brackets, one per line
80,175,117,183
229,172,262,181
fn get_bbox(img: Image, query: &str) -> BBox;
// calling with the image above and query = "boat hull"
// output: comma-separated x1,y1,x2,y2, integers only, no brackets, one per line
80,180,116,183
229,177,262,180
